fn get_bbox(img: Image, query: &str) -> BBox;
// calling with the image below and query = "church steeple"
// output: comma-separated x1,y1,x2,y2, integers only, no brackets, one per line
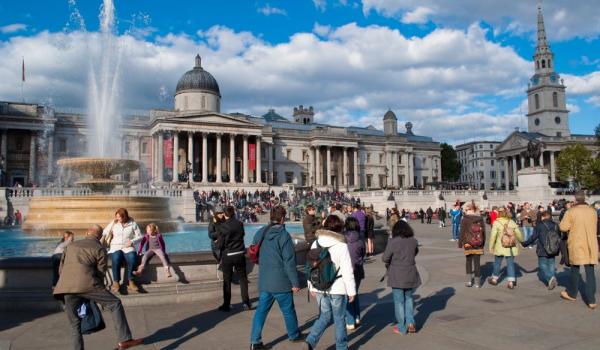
534,0,554,74
526,0,570,137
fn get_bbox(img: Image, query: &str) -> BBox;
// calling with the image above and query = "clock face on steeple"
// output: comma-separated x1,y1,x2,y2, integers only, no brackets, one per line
531,76,540,86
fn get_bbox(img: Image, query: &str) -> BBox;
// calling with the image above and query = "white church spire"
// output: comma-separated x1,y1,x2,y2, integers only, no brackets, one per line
534,0,554,74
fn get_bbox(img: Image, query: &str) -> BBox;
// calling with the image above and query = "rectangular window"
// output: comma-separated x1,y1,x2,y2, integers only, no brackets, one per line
491,171,496,179
302,150,308,161
479,144,483,149
491,159,495,166
366,174,373,187
58,138,67,153
398,154,402,164
285,171,293,183
286,149,291,160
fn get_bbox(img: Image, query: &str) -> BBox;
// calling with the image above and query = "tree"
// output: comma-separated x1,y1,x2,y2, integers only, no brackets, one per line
440,143,461,182
555,143,598,190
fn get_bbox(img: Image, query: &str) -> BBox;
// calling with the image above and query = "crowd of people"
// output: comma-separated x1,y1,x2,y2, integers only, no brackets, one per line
49,190,599,350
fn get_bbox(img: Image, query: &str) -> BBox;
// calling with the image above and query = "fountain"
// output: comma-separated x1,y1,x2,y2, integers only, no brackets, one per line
21,0,177,236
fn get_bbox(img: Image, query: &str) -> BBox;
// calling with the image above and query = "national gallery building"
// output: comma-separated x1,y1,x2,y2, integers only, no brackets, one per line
0,55,441,190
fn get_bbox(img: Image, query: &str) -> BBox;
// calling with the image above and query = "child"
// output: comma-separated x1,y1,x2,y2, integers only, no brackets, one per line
52,231,75,287
134,223,172,278
382,220,421,334
522,211,560,289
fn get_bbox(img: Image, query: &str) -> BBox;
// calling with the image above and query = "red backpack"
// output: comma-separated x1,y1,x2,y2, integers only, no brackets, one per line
468,222,483,248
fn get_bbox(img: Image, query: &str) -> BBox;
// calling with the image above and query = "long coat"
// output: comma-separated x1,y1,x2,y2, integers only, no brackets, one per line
559,203,598,265
53,237,108,295
488,217,523,257
382,236,421,289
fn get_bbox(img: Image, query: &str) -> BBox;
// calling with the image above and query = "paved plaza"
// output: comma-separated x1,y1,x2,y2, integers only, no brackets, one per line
1,221,599,350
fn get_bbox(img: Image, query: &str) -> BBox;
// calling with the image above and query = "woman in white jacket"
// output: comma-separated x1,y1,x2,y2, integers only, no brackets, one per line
102,208,142,294
305,215,356,350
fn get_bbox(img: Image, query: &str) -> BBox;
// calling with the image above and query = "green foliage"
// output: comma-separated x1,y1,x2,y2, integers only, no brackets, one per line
440,143,461,182
555,143,599,190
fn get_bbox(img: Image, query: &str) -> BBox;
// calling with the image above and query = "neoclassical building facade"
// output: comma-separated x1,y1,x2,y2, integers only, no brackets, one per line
0,55,441,190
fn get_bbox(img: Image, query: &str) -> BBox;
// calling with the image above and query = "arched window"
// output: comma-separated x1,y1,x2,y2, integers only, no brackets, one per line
201,96,206,109
542,60,546,68
535,94,540,109
553,92,558,107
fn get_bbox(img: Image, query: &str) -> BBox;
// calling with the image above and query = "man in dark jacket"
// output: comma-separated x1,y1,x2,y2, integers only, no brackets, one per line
426,207,433,224
217,206,250,312
522,211,560,290
302,205,320,247
250,206,303,350
53,225,143,350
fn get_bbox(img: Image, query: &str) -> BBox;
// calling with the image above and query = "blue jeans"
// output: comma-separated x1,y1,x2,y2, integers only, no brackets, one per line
111,250,137,283
452,221,460,240
307,293,348,350
250,291,300,345
392,288,415,333
522,226,533,242
538,256,556,284
492,255,516,282
345,279,361,326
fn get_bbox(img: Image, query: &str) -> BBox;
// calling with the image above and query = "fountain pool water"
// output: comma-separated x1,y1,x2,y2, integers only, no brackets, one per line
1,223,305,257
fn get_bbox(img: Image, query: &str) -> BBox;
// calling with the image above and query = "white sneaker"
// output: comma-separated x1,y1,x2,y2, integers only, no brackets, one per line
548,276,557,290
346,324,356,331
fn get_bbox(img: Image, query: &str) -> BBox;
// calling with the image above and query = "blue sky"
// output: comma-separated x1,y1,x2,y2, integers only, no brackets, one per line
0,0,599,144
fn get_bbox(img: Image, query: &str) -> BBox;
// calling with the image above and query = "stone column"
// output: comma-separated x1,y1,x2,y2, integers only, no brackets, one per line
308,147,314,186
29,132,37,185
172,132,179,183
47,133,54,177
512,156,518,187
403,153,409,189
326,146,331,187
504,158,509,190
529,157,535,168
539,152,544,168
494,157,500,189
409,153,415,187
215,133,222,183
315,147,321,186
430,156,435,184
243,135,249,184
202,133,208,183
158,132,164,182
187,132,193,168
550,151,556,182
229,134,236,183
256,137,262,184
353,148,359,188
268,143,273,185
386,151,392,188
343,147,348,187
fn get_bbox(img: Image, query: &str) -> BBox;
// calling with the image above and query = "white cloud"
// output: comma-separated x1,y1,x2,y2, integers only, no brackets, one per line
0,23,28,34
313,23,332,37
362,0,600,40
313,0,327,12
400,6,435,25
257,4,287,16
0,22,595,143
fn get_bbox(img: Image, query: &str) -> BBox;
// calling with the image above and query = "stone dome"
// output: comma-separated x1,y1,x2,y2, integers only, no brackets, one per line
175,55,220,96
383,110,397,120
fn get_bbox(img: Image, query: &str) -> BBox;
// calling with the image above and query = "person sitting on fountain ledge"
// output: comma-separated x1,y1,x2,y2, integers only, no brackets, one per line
102,208,143,294
53,224,144,350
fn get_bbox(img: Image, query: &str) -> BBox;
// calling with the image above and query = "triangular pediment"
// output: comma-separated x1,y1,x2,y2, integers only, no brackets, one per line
495,131,538,154
168,112,263,128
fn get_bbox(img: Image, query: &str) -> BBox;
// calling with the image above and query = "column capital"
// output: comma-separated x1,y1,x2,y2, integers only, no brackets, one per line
243,134,249,140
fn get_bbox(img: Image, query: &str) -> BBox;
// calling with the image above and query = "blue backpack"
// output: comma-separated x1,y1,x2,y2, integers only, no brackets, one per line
305,241,339,291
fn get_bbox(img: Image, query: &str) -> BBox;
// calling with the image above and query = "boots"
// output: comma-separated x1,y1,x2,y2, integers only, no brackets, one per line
127,280,139,293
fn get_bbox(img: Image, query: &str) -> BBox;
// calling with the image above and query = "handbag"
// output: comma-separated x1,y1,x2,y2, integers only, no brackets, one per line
247,224,273,264
79,299,105,335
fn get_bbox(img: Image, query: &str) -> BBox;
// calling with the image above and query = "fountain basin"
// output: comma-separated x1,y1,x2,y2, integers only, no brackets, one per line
21,195,176,236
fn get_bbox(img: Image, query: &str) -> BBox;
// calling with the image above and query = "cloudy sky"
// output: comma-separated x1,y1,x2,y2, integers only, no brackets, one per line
0,0,599,144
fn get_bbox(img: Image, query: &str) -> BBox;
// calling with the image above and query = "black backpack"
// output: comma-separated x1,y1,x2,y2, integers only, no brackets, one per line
305,241,339,291
542,221,561,256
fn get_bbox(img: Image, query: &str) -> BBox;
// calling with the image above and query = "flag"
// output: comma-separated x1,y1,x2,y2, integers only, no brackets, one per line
22,58,25,82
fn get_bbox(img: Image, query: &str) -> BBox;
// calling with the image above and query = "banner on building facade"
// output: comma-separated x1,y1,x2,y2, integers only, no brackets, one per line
164,138,173,168
249,143,256,171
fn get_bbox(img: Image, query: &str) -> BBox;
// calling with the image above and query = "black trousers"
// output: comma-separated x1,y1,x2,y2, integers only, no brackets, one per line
221,253,249,307
63,290,133,350
465,254,481,277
